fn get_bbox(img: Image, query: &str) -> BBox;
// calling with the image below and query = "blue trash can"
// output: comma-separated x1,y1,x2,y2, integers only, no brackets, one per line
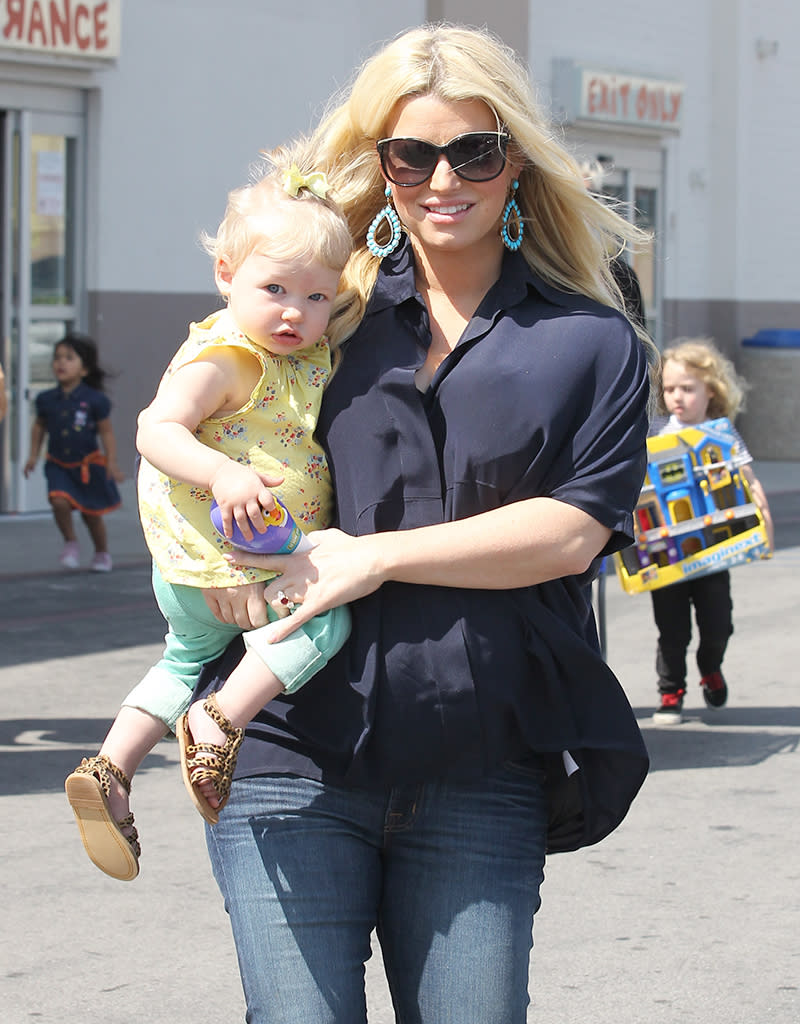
742,329,800,349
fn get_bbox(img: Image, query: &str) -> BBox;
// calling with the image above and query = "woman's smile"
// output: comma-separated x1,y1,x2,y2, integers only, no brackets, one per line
422,201,473,219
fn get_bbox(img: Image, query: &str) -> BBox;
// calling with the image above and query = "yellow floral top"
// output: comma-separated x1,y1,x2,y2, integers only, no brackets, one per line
137,308,333,587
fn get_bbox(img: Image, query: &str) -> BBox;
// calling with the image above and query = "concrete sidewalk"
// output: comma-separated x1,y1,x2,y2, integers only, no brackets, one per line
0,477,149,577
1,463,799,1023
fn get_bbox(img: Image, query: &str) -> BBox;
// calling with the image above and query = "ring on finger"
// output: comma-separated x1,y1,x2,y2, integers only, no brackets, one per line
276,589,296,610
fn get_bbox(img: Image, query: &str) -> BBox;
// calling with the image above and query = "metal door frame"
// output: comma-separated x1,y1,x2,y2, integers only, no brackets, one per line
1,105,86,512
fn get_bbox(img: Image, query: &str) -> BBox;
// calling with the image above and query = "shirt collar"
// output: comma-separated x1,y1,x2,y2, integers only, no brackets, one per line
367,237,575,317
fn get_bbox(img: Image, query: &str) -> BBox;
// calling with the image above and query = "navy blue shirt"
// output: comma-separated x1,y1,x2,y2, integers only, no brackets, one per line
198,242,650,851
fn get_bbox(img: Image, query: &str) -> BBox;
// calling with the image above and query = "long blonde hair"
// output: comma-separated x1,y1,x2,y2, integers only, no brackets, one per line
313,22,658,373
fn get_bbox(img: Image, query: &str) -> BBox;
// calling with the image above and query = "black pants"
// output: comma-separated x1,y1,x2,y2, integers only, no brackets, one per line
650,570,733,693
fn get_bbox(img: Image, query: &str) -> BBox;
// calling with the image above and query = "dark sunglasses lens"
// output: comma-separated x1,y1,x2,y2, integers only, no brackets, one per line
381,139,437,185
448,134,506,180
379,133,508,185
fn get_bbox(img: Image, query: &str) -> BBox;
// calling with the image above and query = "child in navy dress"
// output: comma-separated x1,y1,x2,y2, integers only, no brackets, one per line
24,333,124,571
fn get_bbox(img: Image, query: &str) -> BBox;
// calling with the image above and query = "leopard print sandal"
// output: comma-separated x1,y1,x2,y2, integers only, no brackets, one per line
176,693,244,826
65,754,141,881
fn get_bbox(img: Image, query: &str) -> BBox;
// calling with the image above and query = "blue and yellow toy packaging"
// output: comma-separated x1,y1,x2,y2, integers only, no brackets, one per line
614,417,771,594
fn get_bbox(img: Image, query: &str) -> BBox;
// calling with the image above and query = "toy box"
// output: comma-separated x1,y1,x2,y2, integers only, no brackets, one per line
614,417,771,594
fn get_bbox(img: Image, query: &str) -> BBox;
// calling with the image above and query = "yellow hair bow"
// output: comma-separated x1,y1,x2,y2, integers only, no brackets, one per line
282,165,329,199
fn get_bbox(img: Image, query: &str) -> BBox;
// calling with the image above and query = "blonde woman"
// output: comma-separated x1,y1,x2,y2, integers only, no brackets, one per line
195,24,657,1022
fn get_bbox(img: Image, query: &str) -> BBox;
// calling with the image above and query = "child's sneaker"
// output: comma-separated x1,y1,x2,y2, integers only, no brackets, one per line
652,689,685,725
60,541,81,570
700,671,728,708
91,552,113,573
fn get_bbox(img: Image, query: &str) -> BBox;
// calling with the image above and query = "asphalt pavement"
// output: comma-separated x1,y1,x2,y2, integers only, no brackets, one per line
1,465,799,1023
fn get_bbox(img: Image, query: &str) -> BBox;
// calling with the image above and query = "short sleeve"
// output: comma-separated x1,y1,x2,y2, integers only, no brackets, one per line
91,390,112,421
533,315,650,553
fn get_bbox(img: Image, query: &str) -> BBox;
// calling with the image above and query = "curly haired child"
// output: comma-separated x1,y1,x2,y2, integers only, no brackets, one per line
650,338,774,724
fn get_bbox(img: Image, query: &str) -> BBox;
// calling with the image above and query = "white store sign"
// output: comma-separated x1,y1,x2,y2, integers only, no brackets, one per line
552,59,684,132
0,0,121,60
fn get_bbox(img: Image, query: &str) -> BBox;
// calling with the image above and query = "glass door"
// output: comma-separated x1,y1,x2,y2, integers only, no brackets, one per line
601,167,661,345
1,108,85,513
570,130,665,346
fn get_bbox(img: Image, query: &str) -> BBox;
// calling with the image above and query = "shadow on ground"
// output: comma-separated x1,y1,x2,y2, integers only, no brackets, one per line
0,565,164,667
0,718,174,796
637,708,800,772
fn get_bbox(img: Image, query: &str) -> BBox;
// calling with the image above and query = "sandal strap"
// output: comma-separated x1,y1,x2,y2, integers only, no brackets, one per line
117,814,142,858
203,692,239,737
73,753,132,797
184,694,244,807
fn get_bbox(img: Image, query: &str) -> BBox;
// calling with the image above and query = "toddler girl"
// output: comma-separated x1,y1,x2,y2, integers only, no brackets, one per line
24,333,124,571
650,338,774,724
65,147,353,879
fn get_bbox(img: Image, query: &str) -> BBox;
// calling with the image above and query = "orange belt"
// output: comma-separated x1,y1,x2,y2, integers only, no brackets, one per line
47,450,106,484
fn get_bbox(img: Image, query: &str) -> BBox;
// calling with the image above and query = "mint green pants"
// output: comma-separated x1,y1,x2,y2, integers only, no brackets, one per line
122,564,350,731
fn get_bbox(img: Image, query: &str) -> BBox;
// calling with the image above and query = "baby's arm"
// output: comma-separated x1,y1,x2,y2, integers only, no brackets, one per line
741,465,775,551
137,349,282,540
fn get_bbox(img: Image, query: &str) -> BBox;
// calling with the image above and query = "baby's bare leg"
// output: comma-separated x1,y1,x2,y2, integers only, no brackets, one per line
98,707,169,823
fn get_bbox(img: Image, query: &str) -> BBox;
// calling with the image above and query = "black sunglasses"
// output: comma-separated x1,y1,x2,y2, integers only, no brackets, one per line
376,131,510,186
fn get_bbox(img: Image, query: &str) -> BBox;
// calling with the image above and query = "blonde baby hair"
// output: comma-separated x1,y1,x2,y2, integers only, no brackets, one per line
660,337,748,420
201,141,354,349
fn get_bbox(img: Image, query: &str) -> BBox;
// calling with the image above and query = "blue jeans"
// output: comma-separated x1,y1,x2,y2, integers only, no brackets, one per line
206,761,548,1024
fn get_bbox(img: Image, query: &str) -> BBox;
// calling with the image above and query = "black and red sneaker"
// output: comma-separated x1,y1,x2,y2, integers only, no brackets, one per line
653,688,685,725
700,671,728,709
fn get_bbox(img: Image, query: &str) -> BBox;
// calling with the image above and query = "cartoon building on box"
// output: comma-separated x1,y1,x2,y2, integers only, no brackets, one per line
614,418,771,594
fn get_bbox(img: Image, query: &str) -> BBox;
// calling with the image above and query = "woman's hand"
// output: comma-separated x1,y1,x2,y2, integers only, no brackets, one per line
225,528,386,642
202,581,271,629
216,498,613,642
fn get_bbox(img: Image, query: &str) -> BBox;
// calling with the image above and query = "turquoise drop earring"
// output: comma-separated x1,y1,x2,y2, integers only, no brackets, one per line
366,185,402,257
501,179,523,251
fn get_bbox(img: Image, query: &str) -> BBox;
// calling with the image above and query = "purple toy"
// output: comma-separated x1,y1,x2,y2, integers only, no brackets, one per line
210,497,311,554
